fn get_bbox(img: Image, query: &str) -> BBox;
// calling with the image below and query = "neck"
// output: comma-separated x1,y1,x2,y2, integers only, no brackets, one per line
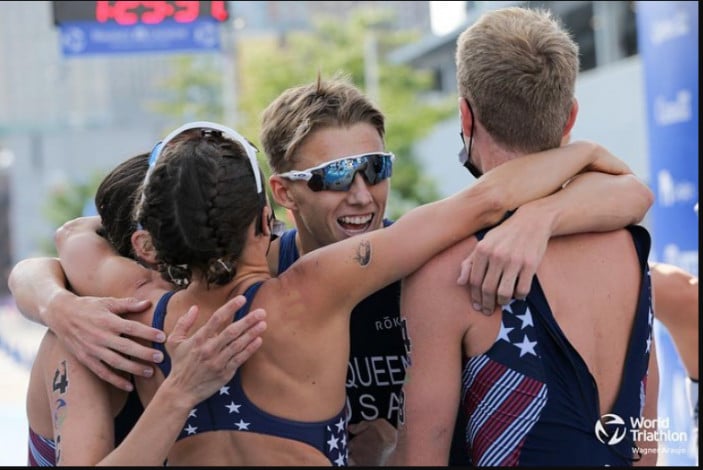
186,266,270,308
477,138,525,172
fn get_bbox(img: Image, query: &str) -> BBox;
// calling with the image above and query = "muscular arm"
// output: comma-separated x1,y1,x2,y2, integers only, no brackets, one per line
459,146,653,313
389,243,471,465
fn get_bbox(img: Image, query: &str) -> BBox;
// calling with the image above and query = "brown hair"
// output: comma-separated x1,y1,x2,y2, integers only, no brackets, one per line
95,152,149,258
134,129,263,287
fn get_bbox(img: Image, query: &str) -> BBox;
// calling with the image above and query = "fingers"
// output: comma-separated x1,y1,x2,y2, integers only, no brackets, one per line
468,253,488,313
478,260,504,314
514,268,534,301
196,295,247,340
224,307,266,342
109,334,165,366
107,316,166,363
73,316,165,380
227,335,263,371
495,263,521,307
94,344,157,380
169,305,199,343
106,297,152,315
81,355,135,392
111,311,166,344
456,257,472,285
222,309,267,367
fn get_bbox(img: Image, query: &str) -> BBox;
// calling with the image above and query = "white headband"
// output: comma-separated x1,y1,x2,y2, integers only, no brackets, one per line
144,120,262,193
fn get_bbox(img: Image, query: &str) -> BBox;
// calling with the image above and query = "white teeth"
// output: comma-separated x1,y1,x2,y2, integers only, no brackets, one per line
339,215,373,225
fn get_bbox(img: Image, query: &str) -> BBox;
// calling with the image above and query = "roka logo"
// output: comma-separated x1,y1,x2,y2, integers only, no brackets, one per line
595,414,628,445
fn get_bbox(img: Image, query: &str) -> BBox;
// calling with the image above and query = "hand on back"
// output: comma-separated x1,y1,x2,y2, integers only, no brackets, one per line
49,294,164,391
165,295,267,403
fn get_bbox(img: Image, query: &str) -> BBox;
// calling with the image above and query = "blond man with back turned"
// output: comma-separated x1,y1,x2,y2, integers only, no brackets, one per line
390,7,658,466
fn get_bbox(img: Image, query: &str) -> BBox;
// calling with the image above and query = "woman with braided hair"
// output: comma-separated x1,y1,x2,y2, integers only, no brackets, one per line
23,151,268,466
55,120,632,465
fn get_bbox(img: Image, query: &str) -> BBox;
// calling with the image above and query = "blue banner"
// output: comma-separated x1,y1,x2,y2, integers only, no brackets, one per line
637,1,698,276
59,20,221,56
637,3,698,467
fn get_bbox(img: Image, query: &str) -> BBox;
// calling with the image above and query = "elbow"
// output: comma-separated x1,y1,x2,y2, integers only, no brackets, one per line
631,176,655,224
642,184,655,212
7,259,25,297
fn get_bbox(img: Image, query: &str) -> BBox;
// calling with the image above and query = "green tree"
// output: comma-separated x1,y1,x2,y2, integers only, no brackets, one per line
235,9,456,219
39,171,104,255
144,8,456,220
149,55,226,123
39,9,455,256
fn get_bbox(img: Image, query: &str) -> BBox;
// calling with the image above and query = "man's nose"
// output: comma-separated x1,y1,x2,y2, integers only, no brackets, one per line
346,172,373,205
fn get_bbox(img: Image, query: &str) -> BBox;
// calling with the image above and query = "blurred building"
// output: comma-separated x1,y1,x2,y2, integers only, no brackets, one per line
0,148,11,295
230,1,431,35
390,1,650,200
1,1,687,263
0,1,430,263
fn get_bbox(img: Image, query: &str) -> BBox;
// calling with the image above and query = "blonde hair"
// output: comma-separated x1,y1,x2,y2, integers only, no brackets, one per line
455,7,579,152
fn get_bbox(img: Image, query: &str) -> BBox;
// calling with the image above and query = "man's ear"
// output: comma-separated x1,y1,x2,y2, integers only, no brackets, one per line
458,97,474,138
131,229,158,265
563,97,579,138
269,174,298,211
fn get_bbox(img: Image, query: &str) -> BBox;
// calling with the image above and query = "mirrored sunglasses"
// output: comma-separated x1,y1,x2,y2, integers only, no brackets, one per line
278,152,395,192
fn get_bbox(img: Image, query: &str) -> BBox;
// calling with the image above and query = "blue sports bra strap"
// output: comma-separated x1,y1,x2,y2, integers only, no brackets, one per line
152,291,178,376
234,282,264,321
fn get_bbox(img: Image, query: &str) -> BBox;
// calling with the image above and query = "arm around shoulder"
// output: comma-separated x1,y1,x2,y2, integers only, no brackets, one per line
8,257,72,327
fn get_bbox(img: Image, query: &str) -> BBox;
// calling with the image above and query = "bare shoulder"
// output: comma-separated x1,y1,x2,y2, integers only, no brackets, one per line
649,262,698,317
548,228,636,258
650,262,698,287
407,237,479,285
401,238,478,335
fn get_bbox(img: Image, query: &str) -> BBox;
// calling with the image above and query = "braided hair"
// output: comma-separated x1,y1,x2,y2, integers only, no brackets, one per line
134,128,265,287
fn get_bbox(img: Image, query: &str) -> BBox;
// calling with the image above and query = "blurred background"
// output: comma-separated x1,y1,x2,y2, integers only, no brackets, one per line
0,0,698,466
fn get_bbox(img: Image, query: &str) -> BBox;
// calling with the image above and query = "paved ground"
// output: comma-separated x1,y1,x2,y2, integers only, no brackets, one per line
0,297,46,466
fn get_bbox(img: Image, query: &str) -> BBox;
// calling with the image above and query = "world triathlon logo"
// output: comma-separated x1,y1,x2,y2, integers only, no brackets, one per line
595,413,688,452
595,414,628,445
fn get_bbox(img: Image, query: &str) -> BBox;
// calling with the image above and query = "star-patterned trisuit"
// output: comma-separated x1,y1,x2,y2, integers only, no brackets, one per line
152,284,349,466
453,224,653,466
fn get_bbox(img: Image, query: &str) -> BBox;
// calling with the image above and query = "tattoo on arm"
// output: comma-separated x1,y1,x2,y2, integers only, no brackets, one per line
52,360,69,464
354,240,372,266
52,360,68,394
